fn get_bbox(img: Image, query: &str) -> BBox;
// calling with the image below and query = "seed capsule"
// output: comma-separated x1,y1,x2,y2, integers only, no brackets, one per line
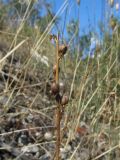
53,64,60,75
110,18,116,30
55,94,62,103
61,95,69,105
59,45,68,58
51,82,59,95
49,34,53,40
49,34,57,40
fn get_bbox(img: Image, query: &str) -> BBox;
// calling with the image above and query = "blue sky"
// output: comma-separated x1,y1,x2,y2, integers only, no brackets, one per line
48,0,120,38
2,0,120,38
46,0,120,58
48,0,104,37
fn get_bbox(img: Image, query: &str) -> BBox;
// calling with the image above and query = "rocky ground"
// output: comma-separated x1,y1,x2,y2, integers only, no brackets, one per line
0,41,120,160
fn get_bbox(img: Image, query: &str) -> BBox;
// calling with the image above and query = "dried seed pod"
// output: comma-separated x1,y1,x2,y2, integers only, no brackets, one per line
59,44,68,58
61,95,69,105
59,82,65,95
53,64,60,75
49,34,53,40
49,34,57,40
110,18,116,30
51,82,59,95
55,94,62,103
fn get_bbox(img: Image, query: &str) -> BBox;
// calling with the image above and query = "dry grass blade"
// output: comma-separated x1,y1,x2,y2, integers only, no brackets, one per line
34,0,68,51
92,144,120,160
0,39,28,64
0,126,55,137
79,56,117,118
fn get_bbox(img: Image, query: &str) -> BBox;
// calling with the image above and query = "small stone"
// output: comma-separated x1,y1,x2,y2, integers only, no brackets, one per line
18,134,28,146
61,152,67,159
30,146,39,153
39,153,51,160
35,151,40,158
35,132,42,137
44,132,53,141
65,145,72,152
60,148,68,159
80,148,90,160
21,145,39,153
26,114,34,123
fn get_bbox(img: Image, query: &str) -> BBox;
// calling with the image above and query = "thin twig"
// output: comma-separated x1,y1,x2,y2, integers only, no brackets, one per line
0,126,55,137
55,33,61,160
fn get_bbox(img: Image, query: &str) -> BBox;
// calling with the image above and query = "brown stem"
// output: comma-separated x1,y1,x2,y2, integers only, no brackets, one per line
55,104,61,160
54,33,61,160
56,33,59,83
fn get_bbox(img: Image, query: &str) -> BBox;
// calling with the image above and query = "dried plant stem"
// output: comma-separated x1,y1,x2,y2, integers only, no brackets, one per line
56,34,59,83
54,33,61,160
55,105,61,160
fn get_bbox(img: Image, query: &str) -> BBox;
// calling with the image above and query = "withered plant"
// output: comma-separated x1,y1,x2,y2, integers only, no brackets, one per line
50,33,69,160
